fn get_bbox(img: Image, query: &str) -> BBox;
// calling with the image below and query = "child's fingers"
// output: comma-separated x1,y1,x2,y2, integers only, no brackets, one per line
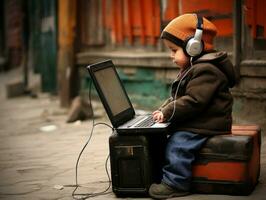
153,113,159,121
153,113,163,123
152,110,160,115
159,113,165,123
158,115,164,123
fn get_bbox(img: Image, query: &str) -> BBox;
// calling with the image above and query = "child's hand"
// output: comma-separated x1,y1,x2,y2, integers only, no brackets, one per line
152,110,165,123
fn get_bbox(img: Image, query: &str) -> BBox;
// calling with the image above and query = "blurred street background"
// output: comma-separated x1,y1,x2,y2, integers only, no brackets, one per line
0,0,266,199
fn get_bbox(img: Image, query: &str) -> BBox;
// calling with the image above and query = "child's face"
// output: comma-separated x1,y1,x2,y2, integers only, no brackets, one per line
163,39,190,70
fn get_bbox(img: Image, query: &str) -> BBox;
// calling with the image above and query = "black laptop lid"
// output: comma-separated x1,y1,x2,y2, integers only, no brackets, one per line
87,60,135,127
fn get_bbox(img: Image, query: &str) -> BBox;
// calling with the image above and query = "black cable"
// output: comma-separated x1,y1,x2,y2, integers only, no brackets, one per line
72,148,112,199
79,154,112,199
72,81,114,199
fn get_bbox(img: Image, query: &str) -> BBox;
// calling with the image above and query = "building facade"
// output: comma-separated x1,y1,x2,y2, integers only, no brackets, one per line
1,0,266,129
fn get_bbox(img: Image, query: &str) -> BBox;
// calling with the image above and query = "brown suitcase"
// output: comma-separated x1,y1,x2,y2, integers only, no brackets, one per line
191,125,261,195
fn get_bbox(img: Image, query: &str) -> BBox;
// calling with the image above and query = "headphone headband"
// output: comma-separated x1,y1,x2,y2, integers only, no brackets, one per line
197,15,203,30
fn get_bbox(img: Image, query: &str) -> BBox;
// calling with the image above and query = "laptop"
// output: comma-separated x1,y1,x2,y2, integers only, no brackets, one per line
86,60,170,135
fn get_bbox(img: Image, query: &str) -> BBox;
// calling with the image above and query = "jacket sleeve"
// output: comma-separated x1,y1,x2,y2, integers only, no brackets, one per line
161,64,226,122
158,97,173,111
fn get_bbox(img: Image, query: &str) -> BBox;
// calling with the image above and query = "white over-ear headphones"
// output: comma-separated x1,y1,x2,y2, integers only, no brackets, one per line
185,14,204,57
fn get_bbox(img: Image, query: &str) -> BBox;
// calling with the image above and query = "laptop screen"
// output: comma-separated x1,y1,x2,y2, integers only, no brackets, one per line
87,60,135,127
94,66,131,116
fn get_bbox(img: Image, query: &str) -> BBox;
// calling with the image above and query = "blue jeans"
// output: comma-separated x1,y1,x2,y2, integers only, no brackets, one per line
162,131,208,191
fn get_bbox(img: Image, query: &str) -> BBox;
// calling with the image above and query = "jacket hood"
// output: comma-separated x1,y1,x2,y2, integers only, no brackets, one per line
193,51,237,88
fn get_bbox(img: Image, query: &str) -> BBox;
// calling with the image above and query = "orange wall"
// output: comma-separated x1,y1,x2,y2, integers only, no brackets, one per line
101,0,265,46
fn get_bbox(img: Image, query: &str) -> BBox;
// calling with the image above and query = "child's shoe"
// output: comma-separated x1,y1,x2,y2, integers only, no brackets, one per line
148,182,189,199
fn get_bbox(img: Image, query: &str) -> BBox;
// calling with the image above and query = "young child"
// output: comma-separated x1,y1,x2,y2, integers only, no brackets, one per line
149,13,236,199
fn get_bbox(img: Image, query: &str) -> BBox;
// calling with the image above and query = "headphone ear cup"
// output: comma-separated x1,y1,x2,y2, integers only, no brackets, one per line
185,38,203,57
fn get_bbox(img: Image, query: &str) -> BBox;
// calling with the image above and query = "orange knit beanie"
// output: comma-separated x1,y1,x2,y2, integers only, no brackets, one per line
161,13,217,52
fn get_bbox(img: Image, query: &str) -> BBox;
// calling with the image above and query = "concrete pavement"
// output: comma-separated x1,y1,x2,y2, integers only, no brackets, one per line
0,68,265,200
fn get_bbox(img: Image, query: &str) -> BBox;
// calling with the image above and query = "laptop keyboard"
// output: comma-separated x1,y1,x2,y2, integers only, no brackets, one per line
135,116,155,128
125,116,145,127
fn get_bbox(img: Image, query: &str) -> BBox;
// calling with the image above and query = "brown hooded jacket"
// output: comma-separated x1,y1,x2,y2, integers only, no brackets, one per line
159,51,236,135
